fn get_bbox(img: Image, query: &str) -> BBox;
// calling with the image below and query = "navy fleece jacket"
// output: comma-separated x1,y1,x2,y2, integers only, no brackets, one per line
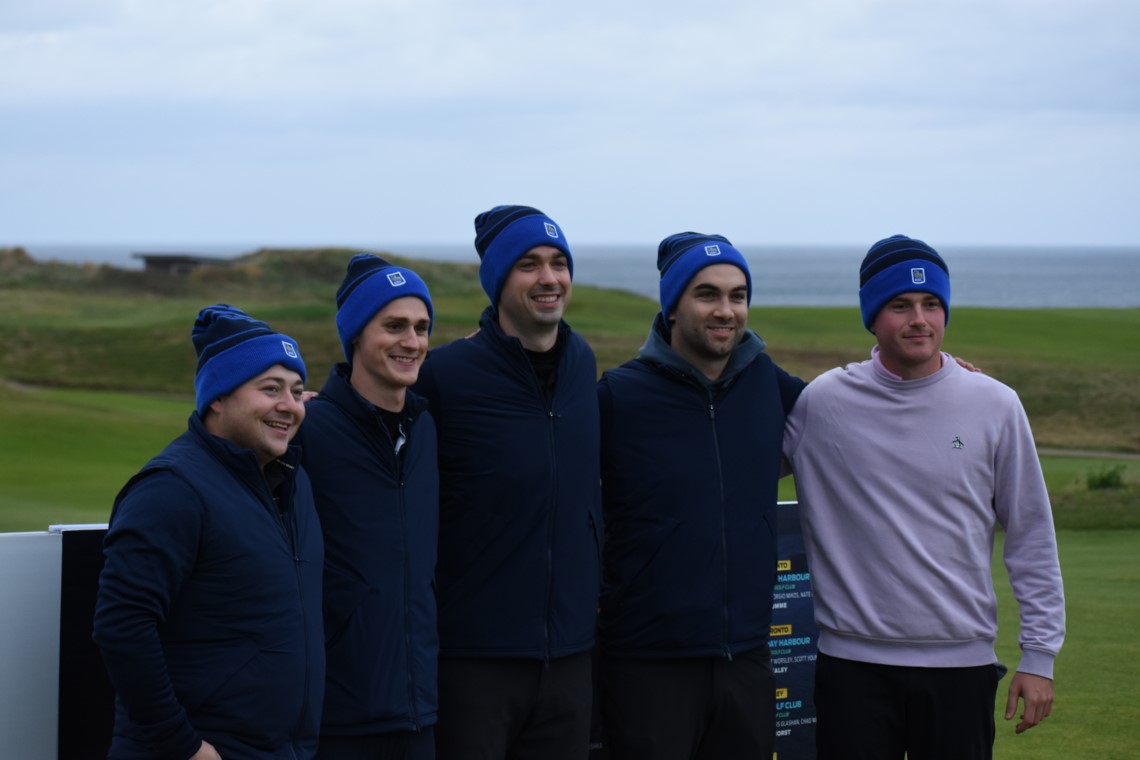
93,413,324,760
299,363,439,735
598,315,805,657
415,307,602,660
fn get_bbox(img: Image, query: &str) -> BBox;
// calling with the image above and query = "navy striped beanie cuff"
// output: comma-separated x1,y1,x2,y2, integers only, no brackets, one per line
858,234,951,331
192,304,306,413
335,254,434,362
657,232,752,319
473,205,572,305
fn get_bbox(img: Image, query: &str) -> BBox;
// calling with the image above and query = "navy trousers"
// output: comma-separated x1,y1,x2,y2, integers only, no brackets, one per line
435,653,592,760
599,646,775,760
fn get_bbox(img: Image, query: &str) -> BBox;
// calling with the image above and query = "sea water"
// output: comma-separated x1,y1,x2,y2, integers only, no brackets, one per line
21,242,1140,308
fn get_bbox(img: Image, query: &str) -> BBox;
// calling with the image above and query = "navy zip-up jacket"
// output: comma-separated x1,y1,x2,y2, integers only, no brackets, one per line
93,413,324,760
415,307,602,659
299,363,439,735
597,315,805,658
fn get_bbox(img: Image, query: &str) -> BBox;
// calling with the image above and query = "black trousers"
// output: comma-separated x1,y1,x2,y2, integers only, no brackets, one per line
814,653,1005,760
435,653,592,760
599,647,775,760
315,727,435,760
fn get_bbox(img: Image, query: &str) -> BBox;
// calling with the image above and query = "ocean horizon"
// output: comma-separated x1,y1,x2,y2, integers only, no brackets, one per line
20,242,1140,309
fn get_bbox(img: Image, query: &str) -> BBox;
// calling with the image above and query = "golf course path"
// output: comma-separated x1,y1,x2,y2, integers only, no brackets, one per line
1038,448,1140,461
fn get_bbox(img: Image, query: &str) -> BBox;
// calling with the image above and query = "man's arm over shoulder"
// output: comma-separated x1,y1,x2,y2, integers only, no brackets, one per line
597,374,618,462
774,361,808,417
781,364,846,465
93,473,205,760
413,348,443,415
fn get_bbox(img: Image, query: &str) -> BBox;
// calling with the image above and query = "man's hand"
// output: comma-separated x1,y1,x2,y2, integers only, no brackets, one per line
1005,672,1054,734
954,356,982,373
190,739,223,760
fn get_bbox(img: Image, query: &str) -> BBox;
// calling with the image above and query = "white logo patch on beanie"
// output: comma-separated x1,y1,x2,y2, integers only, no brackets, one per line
910,267,927,285
283,341,298,358
704,245,722,256
544,222,559,238
386,271,407,287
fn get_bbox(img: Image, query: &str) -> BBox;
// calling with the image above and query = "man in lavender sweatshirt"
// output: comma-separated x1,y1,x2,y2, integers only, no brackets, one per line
782,235,1066,760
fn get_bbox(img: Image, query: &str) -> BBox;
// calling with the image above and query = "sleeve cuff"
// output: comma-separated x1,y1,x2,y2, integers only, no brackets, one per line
1017,648,1056,680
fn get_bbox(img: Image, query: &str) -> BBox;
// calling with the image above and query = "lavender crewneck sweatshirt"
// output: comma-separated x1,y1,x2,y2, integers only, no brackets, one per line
783,350,1065,677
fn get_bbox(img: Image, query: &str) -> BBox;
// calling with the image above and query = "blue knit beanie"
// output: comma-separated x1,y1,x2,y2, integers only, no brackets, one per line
335,253,434,361
859,234,951,331
657,232,752,319
473,205,573,305
192,304,306,414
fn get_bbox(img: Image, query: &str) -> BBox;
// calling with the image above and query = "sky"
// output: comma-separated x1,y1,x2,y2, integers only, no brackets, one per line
2,0,1138,248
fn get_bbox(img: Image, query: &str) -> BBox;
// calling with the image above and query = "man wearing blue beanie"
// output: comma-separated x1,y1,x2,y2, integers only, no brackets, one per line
334,253,434,361
192,303,308,414
94,305,325,760
597,231,805,759
415,206,600,759
784,235,1065,758
299,253,440,759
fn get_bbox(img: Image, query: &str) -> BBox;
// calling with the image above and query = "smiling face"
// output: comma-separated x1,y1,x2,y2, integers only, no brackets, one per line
871,291,946,379
668,263,749,381
496,245,572,351
349,296,431,411
205,365,306,468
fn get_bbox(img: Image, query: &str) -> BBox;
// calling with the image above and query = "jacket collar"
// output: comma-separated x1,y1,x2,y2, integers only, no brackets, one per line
188,411,301,493
639,312,767,390
317,361,428,422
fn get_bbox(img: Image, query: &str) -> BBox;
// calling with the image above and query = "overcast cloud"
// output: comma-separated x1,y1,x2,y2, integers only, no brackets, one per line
2,0,1138,247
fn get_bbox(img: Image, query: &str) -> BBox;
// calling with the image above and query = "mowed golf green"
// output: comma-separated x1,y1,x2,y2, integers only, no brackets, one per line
3,248,1138,757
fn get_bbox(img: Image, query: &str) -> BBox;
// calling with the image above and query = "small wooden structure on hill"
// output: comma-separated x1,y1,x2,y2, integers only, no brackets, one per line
132,253,231,276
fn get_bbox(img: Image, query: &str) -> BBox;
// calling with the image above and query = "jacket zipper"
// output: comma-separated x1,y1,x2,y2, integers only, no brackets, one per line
277,465,313,743
707,394,733,661
395,420,422,728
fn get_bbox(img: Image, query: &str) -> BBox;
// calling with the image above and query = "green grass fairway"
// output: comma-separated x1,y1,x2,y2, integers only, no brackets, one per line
0,384,188,531
993,530,1140,759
